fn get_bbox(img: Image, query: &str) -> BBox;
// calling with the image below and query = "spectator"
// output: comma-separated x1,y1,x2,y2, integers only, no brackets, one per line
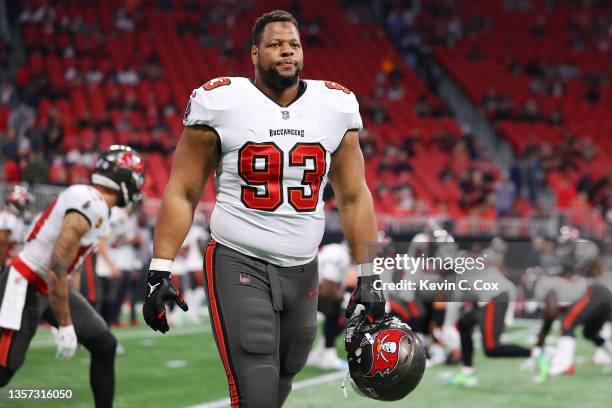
23,116,43,152
359,129,378,159
1,127,19,162
117,65,139,85
116,7,135,32
21,151,48,184
0,81,19,108
41,110,64,157
495,172,516,216
414,94,432,116
387,79,404,101
517,100,540,122
85,66,104,84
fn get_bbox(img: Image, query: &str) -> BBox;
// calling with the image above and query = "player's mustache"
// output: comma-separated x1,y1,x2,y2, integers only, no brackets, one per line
277,59,298,66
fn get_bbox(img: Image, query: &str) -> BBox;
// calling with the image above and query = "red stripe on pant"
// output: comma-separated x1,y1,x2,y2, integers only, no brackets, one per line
205,239,239,407
484,301,496,350
563,288,592,331
408,301,420,318
0,329,14,367
195,270,204,287
85,255,96,303
389,300,411,321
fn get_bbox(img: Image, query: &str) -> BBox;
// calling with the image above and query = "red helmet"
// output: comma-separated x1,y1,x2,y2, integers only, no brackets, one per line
344,314,426,401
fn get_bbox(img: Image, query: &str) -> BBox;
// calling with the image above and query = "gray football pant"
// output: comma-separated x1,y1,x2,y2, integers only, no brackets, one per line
203,239,319,408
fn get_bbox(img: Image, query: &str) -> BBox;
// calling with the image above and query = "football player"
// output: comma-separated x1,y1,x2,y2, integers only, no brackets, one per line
407,226,459,367
0,146,144,408
0,185,32,269
534,226,612,375
524,228,612,379
306,240,351,369
169,215,209,325
142,10,384,407
447,239,530,387
95,206,139,325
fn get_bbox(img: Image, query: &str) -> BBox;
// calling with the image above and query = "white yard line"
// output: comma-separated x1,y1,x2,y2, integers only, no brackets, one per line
30,325,211,349
186,371,349,408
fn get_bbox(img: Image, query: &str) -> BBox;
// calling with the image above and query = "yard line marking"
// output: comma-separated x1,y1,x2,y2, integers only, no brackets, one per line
30,325,211,349
186,371,348,408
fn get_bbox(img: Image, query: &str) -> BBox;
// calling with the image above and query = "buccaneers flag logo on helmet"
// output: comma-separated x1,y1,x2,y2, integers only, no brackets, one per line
116,151,144,174
366,329,407,378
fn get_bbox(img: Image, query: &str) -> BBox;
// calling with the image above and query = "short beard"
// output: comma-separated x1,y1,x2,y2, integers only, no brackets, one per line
257,60,302,92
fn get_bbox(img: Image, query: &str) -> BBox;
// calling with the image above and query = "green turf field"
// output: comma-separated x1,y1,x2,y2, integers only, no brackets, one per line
0,317,609,408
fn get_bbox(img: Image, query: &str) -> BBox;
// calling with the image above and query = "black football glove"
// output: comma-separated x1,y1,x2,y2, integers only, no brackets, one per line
346,275,386,323
143,271,188,333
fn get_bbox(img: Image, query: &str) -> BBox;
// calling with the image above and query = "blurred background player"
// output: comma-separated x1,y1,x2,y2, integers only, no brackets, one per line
407,221,461,367
95,206,139,326
306,240,351,369
0,145,144,408
131,209,153,326
178,210,209,325
167,219,209,326
446,238,530,387
0,185,32,269
524,226,612,379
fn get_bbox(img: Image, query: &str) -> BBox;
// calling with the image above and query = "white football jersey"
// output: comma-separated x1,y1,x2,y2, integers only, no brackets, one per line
18,184,110,280
96,207,137,275
318,242,351,286
0,210,26,263
184,224,209,272
184,77,362,266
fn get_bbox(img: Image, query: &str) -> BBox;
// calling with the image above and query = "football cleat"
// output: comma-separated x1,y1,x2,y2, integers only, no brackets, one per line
445,371,479,388
549,336,576,376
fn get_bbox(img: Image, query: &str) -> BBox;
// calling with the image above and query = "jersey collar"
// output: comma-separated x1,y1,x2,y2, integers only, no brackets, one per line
248,79,308,108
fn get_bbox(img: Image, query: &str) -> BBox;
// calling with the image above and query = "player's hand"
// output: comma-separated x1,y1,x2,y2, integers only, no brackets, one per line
346,275,386,323
520,347,541,372
55,324,78,359
110,265,121,278
143,270,188,333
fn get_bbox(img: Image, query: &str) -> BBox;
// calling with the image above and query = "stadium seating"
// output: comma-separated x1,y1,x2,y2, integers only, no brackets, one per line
18,0,474,216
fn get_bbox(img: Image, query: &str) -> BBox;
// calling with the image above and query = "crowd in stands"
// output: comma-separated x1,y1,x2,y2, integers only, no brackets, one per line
356,0,610,226
1,0,610,230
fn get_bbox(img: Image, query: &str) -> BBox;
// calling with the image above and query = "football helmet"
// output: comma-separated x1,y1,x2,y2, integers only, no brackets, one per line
5,184,33,217
344,313,426,401
91,145,145,207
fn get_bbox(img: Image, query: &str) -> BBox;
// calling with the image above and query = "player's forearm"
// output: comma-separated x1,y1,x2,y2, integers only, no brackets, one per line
0,246,7,266
69,270,81,291
152,188,197,261
48,250,77,326
337,187,377,264
536,315,555,347
48,269,72,326
48,214,89,326
0,235,9,265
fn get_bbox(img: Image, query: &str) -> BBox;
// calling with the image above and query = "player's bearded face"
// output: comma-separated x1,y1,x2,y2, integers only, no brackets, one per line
257,56,302,91
254,22,304,91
